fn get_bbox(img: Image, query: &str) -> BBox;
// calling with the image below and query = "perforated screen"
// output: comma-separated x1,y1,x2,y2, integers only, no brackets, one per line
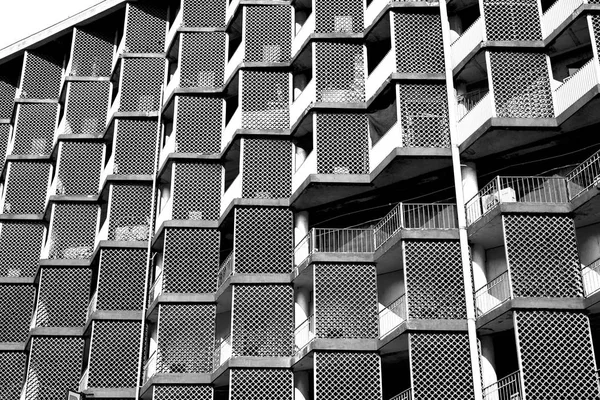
163,228,220,294
120,58,166,112
0,284,35,342
515,311,599,399
56,141,104,195
316,113,369,174
393,12,445,74
172,162,221,221
315,352,381,400
108,184,153,242
314,263,378,338
0,351,26,399
0,124,9,167
157,304,216,374
97,248,147,311
70,29,114,77
0,222,44,277
20,52,62,99
88,321,141,388
125,3,168,53
64,81,110,136
241,139,292,199
231,369,293,400
410,333,475,399
315,0,364,33
0,78,16,118
182,0,226,28
245,6,291,63
4,162,51,214
48,203,98,260
232,285,294,356
114,119,158,175
154,385,213,400
13,103,58,155
36,268,91,327
233,207,293,274
398,84,450,147
174,96,223,154
483,0,542,41
489,51,553,118
315,43,365,102
180,32,226,88
241,70,290,129
503,214,582,297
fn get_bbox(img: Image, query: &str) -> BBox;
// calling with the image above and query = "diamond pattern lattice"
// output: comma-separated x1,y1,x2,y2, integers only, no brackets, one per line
0,77,17,118
56,141,104,195
398,83,450,148
63,81,110,136
315,352,381,400
108,184,153,242
245,6,292,63
173,96,223,154
241,70,290,130
489,51,554,118
180,32,226,88
503,214,582,297
231,368,293,400
0,222,44,277
96,248,147,311
172,162,221,221
163,228,220,294
483,0,542,41
232,285,294,356
404,240,467,320
0,124,10,167
0,351,26,399
315,0,364,33
393,12,445,74
314,263,379,339
515,311,599,399
70,28,114,77
315,42,365,102
234,207,293,274
4,162,51,214
154,385,214,400
316,113,369,174
182,0,226,28
20,52,62,99
12,103,59,155
114,119,158,175
241,138,292,199
156,304,216,374
410,333,475,400
48,203,98,260
0,284,35,342
124,3,168,53
119,58,166,112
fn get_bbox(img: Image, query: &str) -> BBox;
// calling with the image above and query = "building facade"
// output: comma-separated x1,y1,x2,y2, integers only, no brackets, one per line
0,0,599,399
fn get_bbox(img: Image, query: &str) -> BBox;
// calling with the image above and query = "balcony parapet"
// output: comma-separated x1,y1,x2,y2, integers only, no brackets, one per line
294,314,315,351
482,370,523,400
554,58,600,119
379,295,407,338
474,271,511,318
451,17,484,70
568,148,600,200
389,388,413,400
582,258,600,297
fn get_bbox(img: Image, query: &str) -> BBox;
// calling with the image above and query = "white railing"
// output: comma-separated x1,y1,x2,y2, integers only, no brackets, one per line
542,0,586,38
78,367,90,392
474,271,511,317
291,78,316,126
143,351,157,382
582,258,600,296
220,174,242,215
293,227,375,266
292,150,317,193
148,272,163,303
390,388,412,400
224,39,244,83
554,58,598,116
451,17,484,68
457,91,492,146
365,0,390,28
222,107,242,151
568,148,600,199
482,371,523,400
213,334,232,369
155,195,173,233
366,50,394,100
379,295,407,338
293,12,314,57
465,175,569,225
217,251,234,289
457,89,489,121
370,122,401,173
86,291,98,322
294,314,315,351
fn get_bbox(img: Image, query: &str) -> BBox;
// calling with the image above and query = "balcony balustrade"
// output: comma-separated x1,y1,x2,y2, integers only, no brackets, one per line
216,251,234,290
293,12,315,57
294,314,315,351
482,371,523,400
456,91,493,145
78,367,90,392
567,148,600,199
143,350,157,382
220,174,241,216
148,272,164,304
451,17,485,69
293,227,374,267
290,78,316,127
366,50,395,100
542,0,590,38
474,271,511,318
582,258,600,296
213,334,232,369
379,294,407,338
389,388,413,400
85,291,98,322
554,58,599,117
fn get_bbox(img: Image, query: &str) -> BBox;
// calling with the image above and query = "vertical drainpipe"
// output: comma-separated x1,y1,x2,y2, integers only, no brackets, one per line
438,1,484,399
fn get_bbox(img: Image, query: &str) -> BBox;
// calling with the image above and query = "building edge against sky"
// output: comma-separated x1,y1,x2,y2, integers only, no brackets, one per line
0,0,600,399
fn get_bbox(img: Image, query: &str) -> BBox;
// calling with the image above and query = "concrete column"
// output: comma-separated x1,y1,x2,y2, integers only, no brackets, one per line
480,336,498,388
295,211,309,246
472,243,487,294
295,286,311,327
294,371,310,400
461,162,479,202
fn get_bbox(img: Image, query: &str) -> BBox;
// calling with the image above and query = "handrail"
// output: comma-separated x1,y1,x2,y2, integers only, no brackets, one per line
390,387,412,400
474,271,511,317
582,257,600,297
294,314,315,351
482,370,523,400
293,227,374,266
379,294,407,338
456,88,489,121
567,148,600,200
217,251,234,289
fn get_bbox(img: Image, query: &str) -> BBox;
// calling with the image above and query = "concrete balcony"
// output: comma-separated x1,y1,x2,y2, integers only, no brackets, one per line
213,334,233,369
290,78,315,128
366,50,394,100
456,91,493,146
542,0,594,39
224,39,245,84
378,294,407,338
474,271,511,318
292,12,314,58
450,17,484,70
482,370,523,400
553,58,600,118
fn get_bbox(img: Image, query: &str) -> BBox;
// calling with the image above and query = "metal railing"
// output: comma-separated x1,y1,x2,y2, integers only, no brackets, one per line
482,370,523,400
457,88,489,121
466,176,569,225
293,228,374,266
294,314,315,351
213,334,232,369
379,294,407,338
390,387,413,400
474,271,511,318
216,252,234,290
582,257,600,297
567,148,600,200
86,291,98,322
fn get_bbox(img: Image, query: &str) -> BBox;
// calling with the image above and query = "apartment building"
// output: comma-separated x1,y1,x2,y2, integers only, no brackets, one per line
0,0,599,399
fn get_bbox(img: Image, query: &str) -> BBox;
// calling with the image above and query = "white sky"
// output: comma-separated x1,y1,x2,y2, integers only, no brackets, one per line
0,0,103,49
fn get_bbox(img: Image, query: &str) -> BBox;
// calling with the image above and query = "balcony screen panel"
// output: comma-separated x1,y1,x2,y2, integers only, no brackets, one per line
515,310,599,399
163,228,220,294
88,321,141,388
0,77,16,118
483,0,542,41
180,32,226,87
114,119,158,175
36,268,91,328
315,352,381,400
172,162,221,221
182,0,226,28
155,385,214,400
108,184,153,242
0,284,35,342
592,16,600,62
120,58,166,112
232,285,294,357
410,332,475,399
314,263,378,339
70,29,114,77
13,103,58,155
316,113,369,174
245,6,291,63
25,337,84,400
125,3,168,53
231,369,293,400
315,42,365,102
20,52,62,99
56,141,104,196
156,304,216,374
0,223,44,277
64,81,110,136
0,351,26,399
241,138,292,199
97,248,147,311
174,96,223,154
241,70,290,129
0,124,8,167
233,207,293,274
393,12,445,74
315,0,364,33
503,214,582,297
4,162,51,214
48,203,98,260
